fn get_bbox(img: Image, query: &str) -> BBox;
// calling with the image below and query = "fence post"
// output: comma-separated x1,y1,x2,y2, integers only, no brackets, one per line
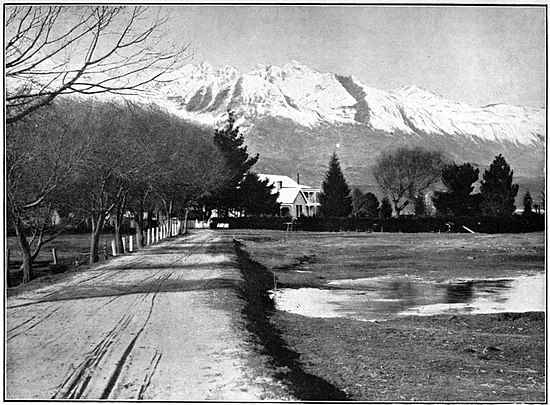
111,240,117,256
147,228,151,245
51,248,59,265
122,237,127,253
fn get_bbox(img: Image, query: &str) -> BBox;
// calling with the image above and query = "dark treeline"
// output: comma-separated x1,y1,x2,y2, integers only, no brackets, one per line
320,148,543,221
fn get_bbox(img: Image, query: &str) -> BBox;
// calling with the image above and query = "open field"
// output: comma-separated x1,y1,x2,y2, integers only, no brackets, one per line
6,233,116,286
233,230,546,402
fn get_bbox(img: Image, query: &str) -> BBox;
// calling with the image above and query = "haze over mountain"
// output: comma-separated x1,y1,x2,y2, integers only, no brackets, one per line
149,60,545,199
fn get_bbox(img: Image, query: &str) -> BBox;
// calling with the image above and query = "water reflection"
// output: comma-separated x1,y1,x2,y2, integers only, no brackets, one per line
274,273,545,321
445,281,474,303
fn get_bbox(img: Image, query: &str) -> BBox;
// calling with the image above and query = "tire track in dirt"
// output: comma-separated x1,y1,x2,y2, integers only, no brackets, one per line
99,291,160,399
7,307,61,340
7,234,207,310
8,235,208,373
8,230,281,401
137,351,163,400
53,272,170,399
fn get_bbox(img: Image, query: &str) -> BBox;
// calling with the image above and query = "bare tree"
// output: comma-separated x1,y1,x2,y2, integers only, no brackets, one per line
63,100,147,263
6,5,190,124
373,146,445,216
6,100,95,282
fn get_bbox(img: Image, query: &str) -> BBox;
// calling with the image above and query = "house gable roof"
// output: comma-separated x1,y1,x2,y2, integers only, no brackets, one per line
277,188,303,205
258,174,301,188
258,173,320,205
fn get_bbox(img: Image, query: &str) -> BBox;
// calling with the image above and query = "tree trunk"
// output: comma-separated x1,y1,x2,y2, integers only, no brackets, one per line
182,208,190,235
90,213,105,264
147,210,154,230
15,220,33,283
114,211,124,255
134,211,144,248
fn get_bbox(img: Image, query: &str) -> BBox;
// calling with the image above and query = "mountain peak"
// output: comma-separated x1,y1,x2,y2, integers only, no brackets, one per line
282,60,312,72
394,84,437,98
154,60,544,147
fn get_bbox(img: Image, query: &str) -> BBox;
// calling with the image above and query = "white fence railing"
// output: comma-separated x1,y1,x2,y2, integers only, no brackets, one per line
110,218,187,256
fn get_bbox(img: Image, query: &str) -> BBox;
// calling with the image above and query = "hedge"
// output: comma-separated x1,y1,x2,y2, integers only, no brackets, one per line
210,214,545,234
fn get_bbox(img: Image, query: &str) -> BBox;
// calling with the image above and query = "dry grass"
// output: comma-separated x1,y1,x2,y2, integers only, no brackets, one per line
232,229,545,401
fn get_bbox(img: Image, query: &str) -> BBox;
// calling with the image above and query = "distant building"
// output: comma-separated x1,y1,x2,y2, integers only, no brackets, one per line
259,174,320,218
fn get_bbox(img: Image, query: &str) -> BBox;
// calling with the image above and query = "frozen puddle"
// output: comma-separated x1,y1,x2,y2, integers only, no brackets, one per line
274,273,545,321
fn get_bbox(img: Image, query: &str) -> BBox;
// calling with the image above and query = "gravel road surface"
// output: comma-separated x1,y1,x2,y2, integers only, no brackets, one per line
6,230,288,400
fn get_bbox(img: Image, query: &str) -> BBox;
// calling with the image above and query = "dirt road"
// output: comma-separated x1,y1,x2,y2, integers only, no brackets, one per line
6,230,290,400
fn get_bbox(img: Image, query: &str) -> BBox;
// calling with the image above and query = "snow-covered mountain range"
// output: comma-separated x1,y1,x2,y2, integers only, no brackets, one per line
146,60,544,196
152,60,545,147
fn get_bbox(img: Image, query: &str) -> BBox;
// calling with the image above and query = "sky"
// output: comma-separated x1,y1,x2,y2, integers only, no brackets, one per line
162,5,546,108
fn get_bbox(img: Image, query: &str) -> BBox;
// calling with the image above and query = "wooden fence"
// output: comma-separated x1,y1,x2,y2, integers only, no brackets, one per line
110,218,185,256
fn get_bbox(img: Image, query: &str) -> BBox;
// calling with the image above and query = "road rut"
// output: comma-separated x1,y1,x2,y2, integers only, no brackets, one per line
6,230,287,400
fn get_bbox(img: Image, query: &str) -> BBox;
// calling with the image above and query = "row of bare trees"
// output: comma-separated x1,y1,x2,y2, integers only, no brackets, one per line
7,98,227,283
5,5,210,284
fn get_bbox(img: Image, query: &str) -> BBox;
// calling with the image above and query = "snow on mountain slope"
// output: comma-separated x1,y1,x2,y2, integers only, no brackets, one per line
152,61,545,147
392,85,544,145
250,61,357,123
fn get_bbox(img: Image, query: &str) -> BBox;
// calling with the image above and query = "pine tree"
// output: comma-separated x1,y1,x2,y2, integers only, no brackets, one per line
380,197,393,219
432,162,481,216
205,111,259,217
236,172,280,216
319,153,352,217
364,192,380,219
480,154,519,217
351,188,368,217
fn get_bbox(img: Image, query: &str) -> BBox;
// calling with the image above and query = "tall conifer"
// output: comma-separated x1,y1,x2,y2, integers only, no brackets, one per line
480,154,519,217
319,153,352,217
206,111,259,217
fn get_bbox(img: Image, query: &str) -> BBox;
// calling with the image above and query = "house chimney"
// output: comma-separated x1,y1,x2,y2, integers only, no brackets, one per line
297,173,300,185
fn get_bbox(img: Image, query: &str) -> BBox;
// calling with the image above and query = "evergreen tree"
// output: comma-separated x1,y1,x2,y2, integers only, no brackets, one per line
352,190,379,219
351,188,368,217
432,162,481,216
364,192,380,219
380,197,393,219
523,191,533,216
319,153,352,217
203,111,259,217
235,172,280,216
480,154,519,217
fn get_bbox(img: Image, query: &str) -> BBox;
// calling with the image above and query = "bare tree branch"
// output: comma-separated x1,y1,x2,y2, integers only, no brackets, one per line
6,5,191,124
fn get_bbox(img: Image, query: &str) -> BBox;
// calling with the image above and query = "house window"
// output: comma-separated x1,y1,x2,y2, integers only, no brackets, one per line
296,205,303,217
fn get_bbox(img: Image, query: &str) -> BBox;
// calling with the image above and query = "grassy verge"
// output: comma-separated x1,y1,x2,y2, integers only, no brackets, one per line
273,311,544,401
232,229,545,401
6,233,115,287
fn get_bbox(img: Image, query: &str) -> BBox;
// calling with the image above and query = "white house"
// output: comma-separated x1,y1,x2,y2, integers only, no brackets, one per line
259,174,321,218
